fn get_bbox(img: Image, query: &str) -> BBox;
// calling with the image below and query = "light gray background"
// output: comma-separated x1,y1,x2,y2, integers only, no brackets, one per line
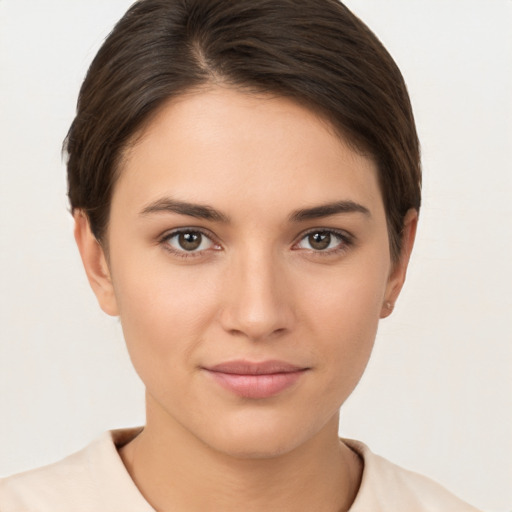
1,1,511,510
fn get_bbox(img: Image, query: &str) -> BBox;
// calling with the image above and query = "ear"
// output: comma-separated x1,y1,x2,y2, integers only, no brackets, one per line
73,210,119,316
380,209,418,319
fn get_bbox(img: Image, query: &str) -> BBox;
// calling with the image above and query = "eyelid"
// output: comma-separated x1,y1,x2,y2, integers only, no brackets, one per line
157,226,353,258
292,227,354,252
159,227,222,257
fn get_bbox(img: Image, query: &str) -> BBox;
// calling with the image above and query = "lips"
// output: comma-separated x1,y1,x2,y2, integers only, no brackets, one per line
203,360,309,399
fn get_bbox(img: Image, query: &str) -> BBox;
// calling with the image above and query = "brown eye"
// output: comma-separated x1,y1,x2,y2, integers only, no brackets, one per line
164,230,217,254
308,232,331,250
178,232,202,251
295,230,350,253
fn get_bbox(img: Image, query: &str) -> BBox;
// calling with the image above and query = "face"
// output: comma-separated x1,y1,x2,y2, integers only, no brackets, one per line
77,86,413,458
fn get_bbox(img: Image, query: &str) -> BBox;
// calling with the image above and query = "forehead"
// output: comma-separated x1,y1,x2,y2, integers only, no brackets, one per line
114,86,384,220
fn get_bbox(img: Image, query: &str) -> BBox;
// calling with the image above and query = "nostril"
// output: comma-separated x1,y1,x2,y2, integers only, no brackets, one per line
226,325,289,342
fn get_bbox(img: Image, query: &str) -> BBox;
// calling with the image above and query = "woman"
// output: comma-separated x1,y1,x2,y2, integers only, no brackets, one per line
0,0,482,510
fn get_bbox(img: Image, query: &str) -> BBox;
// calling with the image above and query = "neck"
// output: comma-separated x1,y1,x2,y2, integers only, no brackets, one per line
120,398,362,512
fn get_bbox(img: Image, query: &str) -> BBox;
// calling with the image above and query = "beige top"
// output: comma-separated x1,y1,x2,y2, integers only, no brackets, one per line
0,428,481,511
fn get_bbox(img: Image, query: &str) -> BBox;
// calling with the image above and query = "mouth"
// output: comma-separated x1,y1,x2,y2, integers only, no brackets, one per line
202,360,309,399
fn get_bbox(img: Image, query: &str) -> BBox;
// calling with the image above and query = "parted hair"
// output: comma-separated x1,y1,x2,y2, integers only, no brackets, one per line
65,0,421,261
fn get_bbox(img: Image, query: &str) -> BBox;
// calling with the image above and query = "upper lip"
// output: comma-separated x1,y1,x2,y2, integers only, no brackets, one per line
205,360,307,375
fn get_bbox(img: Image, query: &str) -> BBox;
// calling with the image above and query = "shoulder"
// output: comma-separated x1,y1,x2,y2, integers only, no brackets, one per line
0,435,99,511
0,428,152,512
345,439,482,512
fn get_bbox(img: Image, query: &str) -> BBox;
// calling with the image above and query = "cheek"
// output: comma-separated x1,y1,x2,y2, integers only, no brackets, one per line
304,258,388,337
300,258,389,391
110,257,220,377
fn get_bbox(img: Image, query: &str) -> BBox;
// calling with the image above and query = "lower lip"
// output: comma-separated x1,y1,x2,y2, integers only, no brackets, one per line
205,370,306,399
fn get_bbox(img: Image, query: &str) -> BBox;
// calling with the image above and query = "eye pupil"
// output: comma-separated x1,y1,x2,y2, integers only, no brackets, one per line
309,232,331,250
179,232,202,251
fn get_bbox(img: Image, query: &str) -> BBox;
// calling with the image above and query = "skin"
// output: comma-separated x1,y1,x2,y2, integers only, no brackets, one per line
74,86,417,511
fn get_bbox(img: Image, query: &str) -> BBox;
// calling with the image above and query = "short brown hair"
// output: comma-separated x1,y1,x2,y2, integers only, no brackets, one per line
65,0,421,261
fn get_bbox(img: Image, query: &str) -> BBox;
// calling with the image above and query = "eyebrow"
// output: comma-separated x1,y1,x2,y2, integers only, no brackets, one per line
140,198,230,223
140,197,370,224
289,201,371,222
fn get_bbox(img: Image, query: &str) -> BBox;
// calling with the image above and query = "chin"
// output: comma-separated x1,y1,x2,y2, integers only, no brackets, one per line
200,409,325,460
211,432,300,460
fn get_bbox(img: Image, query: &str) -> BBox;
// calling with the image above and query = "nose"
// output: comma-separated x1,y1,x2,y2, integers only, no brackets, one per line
219,248,295,342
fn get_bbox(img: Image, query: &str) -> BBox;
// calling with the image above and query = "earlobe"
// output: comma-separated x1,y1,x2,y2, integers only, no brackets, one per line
380,209,418,319
73,211,119,316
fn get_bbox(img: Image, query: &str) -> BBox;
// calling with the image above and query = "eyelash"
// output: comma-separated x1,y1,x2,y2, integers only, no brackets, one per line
292,228,354,256
158,228,354,259
159,228,221,259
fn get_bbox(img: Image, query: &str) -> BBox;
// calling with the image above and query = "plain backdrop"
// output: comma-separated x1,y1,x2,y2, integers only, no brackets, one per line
0,1,511,510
